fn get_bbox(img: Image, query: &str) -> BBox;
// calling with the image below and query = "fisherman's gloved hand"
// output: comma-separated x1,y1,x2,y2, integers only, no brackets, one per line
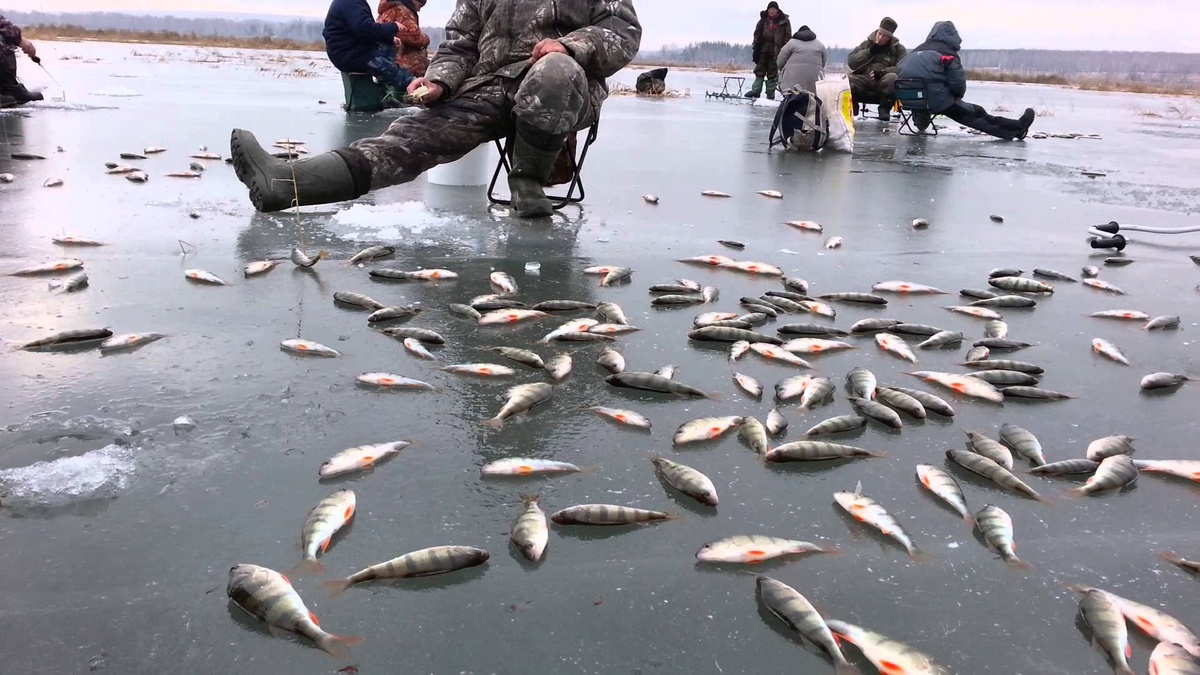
752,51,760,64
871,70,882,81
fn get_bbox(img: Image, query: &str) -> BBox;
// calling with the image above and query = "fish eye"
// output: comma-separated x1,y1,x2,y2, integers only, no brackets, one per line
700,543,711,549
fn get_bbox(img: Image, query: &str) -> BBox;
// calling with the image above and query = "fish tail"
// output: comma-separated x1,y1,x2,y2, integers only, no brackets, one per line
1063,487,1086,500
1007,557,1033,571
963,513,977,527
910,548,937,563
285,558,324,578
316,251,329,260
519,493,540,504
1160,550,1185,565
703,392,724,401
316,632,363,659
818,545,843,555
319,578,353,597
479,417,505,429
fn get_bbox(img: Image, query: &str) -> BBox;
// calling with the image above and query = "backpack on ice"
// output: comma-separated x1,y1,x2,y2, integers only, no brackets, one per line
768,89,828,152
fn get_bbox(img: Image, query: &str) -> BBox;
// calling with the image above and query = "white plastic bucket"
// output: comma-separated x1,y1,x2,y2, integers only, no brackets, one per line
426,143,496,187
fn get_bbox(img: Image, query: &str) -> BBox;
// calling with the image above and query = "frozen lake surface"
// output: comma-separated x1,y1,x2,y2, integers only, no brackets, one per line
2,41,1200,675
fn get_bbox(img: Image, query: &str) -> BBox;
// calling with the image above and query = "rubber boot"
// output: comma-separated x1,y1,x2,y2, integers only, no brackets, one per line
765,78,778,101
230,129,371,213
744,77,763,99
878,99,893,122
507,126,564,219
1013,108,1036,140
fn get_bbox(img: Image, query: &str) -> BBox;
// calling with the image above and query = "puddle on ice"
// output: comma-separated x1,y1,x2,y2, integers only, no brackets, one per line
329,201,464,240
0,444,136,511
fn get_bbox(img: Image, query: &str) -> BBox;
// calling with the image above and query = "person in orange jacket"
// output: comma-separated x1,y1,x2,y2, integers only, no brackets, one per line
377,0,429,81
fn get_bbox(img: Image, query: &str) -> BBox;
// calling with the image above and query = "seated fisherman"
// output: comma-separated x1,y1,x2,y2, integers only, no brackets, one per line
1,14,44,107
231,0,641,219
376,0,430,86
897,21,1035,141
847,17,905,120
323,0,412,93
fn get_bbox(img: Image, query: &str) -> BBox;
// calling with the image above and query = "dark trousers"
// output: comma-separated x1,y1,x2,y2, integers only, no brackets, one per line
0,49,17,87
917,100,1024,139
364,43,413,90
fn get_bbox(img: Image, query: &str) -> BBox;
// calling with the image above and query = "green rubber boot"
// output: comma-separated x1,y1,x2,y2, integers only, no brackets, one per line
507,126,565,219
765,78,778,101
744,77,764,99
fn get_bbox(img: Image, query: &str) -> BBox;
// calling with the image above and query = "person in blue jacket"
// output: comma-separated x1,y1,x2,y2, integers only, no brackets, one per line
897,21,1035,140
323,0,412,90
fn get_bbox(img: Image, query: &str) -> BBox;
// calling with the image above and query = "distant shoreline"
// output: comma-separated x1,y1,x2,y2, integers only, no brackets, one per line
22,27,1199,98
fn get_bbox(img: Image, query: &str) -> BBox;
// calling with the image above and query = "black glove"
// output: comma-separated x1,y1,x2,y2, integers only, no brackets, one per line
871,70,882,81
31,55,42,65
752,51,760,64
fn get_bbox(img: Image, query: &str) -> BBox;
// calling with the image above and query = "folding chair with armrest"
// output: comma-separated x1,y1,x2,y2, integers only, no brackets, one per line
487,121,600,210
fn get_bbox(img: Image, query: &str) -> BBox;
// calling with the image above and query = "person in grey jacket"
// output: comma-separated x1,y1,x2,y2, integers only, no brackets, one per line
897,21,1034,140
776,25,824,93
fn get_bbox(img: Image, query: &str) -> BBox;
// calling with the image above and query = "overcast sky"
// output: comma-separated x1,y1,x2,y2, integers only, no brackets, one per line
4,0,1198,52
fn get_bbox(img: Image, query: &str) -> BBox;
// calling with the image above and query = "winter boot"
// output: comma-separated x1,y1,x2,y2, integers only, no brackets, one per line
0,93,17,109
765,78,778,101
744,77,763,99
1013,108,1036,140
507,125,565,219
877,99,893,122
230,129,372,213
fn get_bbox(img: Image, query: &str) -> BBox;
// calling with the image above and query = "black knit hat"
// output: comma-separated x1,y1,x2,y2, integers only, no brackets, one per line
879,16,898,34
767,2,780,9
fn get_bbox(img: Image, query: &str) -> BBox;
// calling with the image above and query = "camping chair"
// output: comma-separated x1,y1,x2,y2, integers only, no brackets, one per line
341,72,386,113
893,78,939,136
487,121,600,210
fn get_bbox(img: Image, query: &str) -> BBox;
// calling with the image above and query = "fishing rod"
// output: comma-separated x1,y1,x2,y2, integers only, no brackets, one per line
29,55,66,100
1088,220,1200,251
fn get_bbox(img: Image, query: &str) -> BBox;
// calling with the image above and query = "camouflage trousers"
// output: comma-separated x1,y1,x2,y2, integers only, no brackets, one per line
353,52,596,190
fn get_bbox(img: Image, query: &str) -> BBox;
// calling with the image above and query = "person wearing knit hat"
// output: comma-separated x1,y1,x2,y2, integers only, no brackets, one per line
846,16,906,121
746,2,791,101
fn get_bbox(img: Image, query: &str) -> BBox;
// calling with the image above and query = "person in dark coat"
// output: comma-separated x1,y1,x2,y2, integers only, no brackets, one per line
0,14,43,107
746,2,791,101
897,21,1035,140
846,16,905,120
322,0,411,90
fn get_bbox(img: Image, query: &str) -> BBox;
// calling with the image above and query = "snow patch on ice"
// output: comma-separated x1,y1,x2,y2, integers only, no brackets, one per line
0,444,136,507
330,201,463,240
89,87,143,97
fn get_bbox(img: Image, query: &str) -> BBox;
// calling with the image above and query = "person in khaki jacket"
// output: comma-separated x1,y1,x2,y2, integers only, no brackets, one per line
846,16,906,120
231,0,641,219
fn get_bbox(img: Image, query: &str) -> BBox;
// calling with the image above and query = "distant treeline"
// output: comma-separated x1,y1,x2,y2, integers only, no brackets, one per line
2,10,446,49
640,41,1200,83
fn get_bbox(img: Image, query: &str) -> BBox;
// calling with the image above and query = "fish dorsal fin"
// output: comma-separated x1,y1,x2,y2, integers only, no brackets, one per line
854,480,863,497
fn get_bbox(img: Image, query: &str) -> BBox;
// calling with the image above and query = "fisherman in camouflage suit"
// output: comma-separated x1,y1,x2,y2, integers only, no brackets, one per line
231,0,641,218
745,1,790,101
0,14,44,107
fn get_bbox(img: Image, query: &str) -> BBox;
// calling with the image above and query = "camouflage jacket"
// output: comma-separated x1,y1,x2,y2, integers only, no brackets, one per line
0,14,23,50
377,0,430,77
426,0,641,107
